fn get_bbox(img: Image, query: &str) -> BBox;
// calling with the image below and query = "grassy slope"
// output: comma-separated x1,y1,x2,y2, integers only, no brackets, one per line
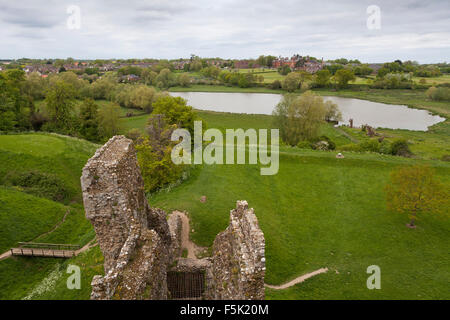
0,187,67,252
0,133,97,248
0,133,99,204
0,246,103,300
0,133,98,300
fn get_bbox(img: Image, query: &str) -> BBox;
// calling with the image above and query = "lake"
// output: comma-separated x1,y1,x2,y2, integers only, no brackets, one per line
170,92,445,131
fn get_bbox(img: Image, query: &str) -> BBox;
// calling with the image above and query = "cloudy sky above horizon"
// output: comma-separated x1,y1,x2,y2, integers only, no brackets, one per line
0,0,449,63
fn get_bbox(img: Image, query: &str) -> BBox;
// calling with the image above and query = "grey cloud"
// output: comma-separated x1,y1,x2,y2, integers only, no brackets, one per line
0,0,448,62
0,2,62,29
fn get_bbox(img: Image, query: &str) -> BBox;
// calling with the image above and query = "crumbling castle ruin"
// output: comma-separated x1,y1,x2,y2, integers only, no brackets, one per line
81,136,265,300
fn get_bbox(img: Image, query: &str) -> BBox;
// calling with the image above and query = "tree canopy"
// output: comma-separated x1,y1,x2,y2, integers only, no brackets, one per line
385,165,449,228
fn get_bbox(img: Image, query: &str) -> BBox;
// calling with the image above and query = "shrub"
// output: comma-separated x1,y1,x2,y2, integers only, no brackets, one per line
359,139,380,152
340,139,386,153
390,139,412,157
379,140,392,154
270,80,282,90
426,86,450,101
125,128,142,141
177,73,191,87
339,144,362,152
371,72,413,89
311,136,336,150
151,96,196,136
296,141,312,149
3,171,70,202
300,82,310,92
273,92,328,145
278,65,291,75
135,133,183,193
333,69,356,89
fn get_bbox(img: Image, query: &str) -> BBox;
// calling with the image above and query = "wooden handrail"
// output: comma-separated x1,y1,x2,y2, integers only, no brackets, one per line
10,247,76,259
17,242,81,250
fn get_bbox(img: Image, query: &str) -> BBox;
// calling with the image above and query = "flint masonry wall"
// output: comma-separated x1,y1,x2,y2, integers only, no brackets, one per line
82,136,265,300
210,201,266,300
81,136,172,299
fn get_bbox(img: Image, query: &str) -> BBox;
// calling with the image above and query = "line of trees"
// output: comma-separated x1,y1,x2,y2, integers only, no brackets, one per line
0,69,122,142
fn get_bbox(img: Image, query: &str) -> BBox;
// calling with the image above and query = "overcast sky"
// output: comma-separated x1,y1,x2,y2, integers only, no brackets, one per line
0,0,449,63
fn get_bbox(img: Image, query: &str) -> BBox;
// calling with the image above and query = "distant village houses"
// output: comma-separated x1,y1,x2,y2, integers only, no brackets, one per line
173,60,188,70
273,55,324,73
6,54,330,80
233,60,261,69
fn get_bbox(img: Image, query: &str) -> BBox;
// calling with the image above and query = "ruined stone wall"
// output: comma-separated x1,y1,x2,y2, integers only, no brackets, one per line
167,213,182,262
82,136,265,300
81,136,172,299
210,201,266,300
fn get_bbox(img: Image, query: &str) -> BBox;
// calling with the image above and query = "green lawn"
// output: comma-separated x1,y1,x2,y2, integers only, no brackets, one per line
0,133,98,300
235,68,285,83
143,104,450,300
1,84,449,300
0,246,103,300
0,133,99,204
412,74,450,86
0,187,67,252
0,134,98,249
150,149,450,300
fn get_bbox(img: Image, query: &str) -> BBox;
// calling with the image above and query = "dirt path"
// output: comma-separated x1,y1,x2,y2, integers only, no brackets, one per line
0,209,72,261
171,211,205,259
172,210,327,290
31,209,72,242
334,127,360,143
265,268,328,290
74,239,98,255
0,251,12,261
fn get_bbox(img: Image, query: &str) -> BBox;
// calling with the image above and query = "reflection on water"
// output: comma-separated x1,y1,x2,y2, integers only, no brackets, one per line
170,92,445,131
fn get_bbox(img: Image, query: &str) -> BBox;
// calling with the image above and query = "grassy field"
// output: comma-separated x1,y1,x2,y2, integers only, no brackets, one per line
1,83,449,300
138,100,448,299
0,133,99,204
149,148,450,299
0,133,98,300
235,68,285,83
312,88,450,160
0,246,103,300
116,104,450,300
0,187,68,252
354,74,450,86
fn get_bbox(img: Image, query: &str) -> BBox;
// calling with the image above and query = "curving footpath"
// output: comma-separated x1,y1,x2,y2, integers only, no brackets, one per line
265,268,329,290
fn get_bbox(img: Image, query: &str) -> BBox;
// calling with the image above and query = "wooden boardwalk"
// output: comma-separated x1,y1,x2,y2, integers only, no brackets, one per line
9,242,81,259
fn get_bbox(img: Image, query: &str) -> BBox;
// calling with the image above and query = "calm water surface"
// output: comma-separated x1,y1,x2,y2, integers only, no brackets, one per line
170,92,445,131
